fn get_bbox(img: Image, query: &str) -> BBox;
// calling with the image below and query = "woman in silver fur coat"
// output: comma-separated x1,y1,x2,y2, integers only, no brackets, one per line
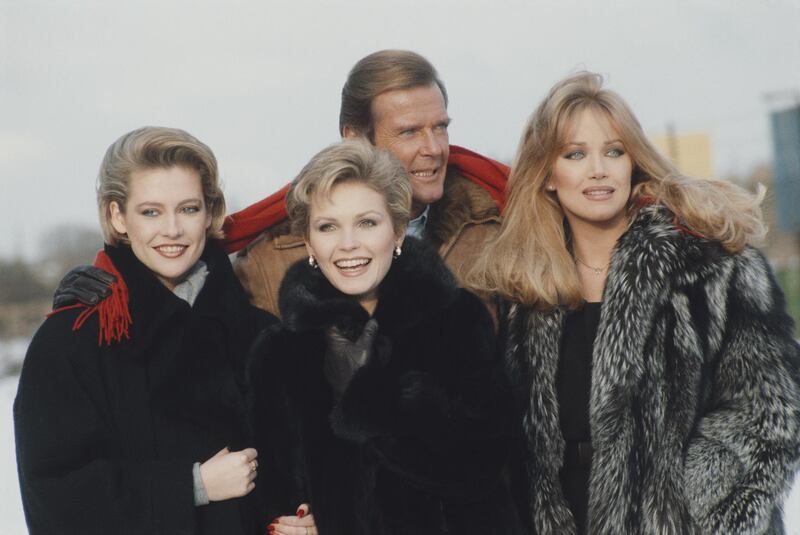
469,72,800,534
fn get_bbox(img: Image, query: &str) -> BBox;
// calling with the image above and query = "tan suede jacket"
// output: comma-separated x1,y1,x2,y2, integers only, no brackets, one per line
233,169,501,318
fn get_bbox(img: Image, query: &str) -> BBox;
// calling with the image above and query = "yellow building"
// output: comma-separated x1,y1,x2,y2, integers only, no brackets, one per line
650,131,713,179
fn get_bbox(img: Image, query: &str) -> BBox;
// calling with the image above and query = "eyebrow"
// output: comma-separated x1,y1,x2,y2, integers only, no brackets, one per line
312,210,384,223
133,198,203,209
355,210,384,218
393,116,451,131
563,138,624,147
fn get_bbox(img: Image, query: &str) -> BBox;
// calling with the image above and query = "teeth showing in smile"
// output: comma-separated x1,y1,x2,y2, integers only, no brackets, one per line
155,245,186,255
411,170,435,177
583,188,614,197
335,258,370,269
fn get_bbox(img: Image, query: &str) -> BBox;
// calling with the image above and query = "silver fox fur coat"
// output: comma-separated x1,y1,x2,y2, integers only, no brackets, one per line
503,205,800,534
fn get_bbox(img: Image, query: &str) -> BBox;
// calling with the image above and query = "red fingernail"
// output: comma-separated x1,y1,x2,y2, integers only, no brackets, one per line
270,518,280,524
296,509,305,518
267,525,275,534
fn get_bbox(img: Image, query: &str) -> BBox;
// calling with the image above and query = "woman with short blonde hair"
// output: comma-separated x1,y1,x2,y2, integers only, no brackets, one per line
251,140,522,535
15,126,274,535
97,126,227,245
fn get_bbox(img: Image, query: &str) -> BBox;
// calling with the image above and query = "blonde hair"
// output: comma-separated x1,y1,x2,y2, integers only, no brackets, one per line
286,139,412,237
97,126,226,245
467,72,765,309
339,49,448,140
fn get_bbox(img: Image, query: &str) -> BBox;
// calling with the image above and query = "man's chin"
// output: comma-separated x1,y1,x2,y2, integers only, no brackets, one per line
410,185,445,214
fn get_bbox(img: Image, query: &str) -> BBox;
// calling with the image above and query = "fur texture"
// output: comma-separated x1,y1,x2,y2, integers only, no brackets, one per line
249,238,523,534
505,205,800,534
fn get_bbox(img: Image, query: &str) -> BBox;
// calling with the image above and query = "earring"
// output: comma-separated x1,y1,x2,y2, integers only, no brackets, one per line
308,255,318,269
393,245,402,259
546,184,555,191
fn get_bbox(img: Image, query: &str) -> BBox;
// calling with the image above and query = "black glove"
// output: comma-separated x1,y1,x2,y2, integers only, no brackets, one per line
324,318,379,398
53,265,117,309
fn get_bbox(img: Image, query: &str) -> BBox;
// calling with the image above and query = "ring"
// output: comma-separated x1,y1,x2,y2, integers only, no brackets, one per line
249,460,257,473
305,528,309,535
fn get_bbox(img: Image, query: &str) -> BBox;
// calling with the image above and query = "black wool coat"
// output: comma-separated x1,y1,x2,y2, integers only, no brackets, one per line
504,206,800,535
14,241,277,535
249,238,523,535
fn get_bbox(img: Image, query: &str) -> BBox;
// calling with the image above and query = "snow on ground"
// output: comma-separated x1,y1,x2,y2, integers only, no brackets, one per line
0,339,799,534
1,375,26,535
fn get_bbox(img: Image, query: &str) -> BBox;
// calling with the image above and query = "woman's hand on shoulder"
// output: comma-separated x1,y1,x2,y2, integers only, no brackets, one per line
267,503,318,534
199,447,258,501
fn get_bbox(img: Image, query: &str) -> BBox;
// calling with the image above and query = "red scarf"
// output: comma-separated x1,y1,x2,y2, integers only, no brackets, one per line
48,250,132,346
221,144,510,253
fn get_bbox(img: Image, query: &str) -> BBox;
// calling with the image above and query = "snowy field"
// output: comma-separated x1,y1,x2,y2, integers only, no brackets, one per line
1,339,799,534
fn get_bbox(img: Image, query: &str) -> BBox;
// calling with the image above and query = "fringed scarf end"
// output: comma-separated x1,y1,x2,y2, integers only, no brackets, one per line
49,251,132,346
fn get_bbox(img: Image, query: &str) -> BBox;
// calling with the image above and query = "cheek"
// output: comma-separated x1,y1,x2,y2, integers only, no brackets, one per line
390,143,416,168
306,233,331,259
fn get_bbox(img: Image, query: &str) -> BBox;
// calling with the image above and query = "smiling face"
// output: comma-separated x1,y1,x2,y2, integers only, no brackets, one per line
548,107,633,232
305,181,404,314
109,166,211,290
360,83,450,218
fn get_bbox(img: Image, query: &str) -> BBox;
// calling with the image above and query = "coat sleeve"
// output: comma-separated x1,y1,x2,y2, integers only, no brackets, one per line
13,314,198,535
331,290,515,500
683,248,800,534
247,326,308,521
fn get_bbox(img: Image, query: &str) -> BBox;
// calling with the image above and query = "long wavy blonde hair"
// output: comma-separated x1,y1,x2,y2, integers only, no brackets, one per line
467,72,765,309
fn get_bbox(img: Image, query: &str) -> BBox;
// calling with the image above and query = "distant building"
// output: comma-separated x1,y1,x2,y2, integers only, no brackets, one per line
651,130,713,179
769,105,800,233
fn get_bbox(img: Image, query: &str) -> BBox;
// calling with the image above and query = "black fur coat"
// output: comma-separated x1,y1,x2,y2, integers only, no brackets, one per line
249,238,522,535
504,205,800,534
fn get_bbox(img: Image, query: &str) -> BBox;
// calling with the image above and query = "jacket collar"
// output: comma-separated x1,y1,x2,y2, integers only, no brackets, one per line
104,239,246,355
279,237,459,338
426,170,501,252
591,204,725,403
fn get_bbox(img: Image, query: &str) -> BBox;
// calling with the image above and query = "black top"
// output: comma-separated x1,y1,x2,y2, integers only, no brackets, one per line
556,301,602,535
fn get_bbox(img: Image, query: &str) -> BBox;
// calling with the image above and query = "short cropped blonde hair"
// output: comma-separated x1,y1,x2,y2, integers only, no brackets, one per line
97,126,225,245
286,140,412,237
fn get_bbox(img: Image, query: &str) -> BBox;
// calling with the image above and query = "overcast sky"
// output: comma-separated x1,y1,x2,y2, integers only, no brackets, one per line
2,0,799,261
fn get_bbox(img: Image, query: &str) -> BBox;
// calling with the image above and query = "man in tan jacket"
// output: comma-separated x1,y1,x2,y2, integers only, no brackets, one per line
234,50,504,317
52,50,506,319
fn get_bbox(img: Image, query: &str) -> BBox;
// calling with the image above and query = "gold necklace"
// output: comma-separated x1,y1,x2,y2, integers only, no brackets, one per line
574,256,609,276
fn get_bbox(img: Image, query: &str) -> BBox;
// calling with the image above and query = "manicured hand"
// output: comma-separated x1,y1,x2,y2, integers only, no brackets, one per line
267,503,317,535
200,447,258,501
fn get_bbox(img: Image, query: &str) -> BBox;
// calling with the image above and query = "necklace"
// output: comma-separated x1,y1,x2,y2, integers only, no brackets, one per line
574,256,609,277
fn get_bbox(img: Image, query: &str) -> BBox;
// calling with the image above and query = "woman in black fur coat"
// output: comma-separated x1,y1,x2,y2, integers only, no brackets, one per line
469,73,800,534
249,140,521,535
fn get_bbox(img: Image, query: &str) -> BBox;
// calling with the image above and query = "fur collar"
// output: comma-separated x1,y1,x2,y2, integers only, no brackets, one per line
279,237,459,339
594,204,727,393
426,171,501,250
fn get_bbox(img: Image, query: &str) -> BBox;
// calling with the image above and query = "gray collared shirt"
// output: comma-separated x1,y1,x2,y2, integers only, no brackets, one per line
172,260,209,306
405,204,430,239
